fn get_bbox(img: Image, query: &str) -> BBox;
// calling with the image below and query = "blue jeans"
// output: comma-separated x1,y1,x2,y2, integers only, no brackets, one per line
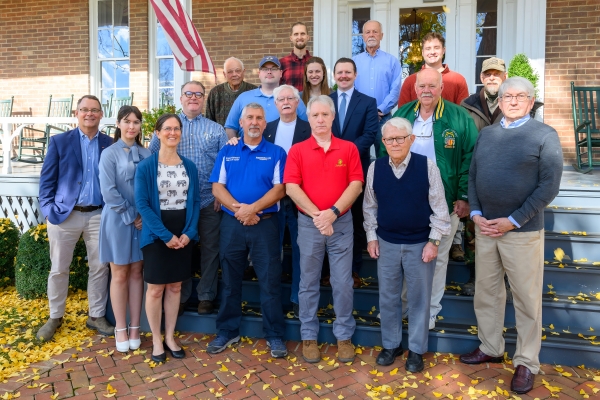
278,196,300,304
216,212,285,340
374,113,392,158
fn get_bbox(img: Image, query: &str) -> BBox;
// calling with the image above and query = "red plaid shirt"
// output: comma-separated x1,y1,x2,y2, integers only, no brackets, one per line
279,50,311,92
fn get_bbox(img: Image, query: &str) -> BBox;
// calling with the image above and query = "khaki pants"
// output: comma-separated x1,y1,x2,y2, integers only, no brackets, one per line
47,209,109,318
474,226,544,374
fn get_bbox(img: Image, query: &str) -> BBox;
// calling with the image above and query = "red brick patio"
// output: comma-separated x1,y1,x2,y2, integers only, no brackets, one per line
1,333,600,400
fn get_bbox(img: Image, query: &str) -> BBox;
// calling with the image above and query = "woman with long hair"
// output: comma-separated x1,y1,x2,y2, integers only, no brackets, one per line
99,105,151,353
301,57,331,105
134,113,200,362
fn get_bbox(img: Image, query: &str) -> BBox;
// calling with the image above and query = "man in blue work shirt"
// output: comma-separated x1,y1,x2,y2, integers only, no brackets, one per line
353,20,402,157
207,103,288,358
149,80,228,316
224,56,308,138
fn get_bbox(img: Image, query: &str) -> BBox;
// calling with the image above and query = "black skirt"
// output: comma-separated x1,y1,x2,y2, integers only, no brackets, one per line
142,209,193,284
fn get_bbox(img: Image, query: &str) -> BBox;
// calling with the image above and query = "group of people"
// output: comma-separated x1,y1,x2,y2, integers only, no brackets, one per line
34,20,564,395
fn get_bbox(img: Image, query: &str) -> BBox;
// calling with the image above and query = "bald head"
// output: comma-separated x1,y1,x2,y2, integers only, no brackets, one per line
223,57,245,91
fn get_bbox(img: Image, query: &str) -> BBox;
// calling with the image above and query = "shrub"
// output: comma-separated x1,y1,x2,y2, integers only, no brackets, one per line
507,53,540,97
15,224,89,299
141,104,180,143
0,218,20,288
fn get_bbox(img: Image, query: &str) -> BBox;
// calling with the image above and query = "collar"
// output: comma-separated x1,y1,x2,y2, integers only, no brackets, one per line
337,86,355,99
241,136,267,152
256,87,274,98
179,112,206,122
309,134,340,151
289,49,311,61
389,152,411,168
364,48,382,58
501,115,531,129
78,127,99,140
421,63,450,75
413,97,445,121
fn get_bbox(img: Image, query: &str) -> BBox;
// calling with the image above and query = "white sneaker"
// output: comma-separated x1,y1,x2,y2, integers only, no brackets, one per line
429,315,436,330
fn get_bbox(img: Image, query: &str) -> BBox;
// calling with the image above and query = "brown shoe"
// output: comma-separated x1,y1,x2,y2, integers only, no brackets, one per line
197,300,214,315
337,339,355,363
450,244,465,262
459,347,504,364
320,275,331,287
511,365,534,394
302,340,321,363
36,317,62,342
352,272,361,288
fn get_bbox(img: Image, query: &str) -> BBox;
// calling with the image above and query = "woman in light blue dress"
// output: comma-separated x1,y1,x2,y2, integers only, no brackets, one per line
99,105,151,353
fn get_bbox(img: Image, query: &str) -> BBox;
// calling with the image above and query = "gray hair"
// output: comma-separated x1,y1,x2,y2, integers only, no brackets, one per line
181,80,205,94
307,95,335,115
381,117,413,137
241,102,265,119
499,77,535,98
273,85,300,102
224,57,244,71
363,20,383,32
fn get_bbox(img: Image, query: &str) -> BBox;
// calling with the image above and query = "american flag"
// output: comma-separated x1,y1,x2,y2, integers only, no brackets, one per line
150,0,216,75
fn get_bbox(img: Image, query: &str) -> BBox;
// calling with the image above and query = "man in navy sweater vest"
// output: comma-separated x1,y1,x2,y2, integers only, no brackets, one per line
363,117,450,371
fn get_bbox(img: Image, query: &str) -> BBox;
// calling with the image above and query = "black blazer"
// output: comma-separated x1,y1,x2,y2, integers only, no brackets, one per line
330,89,378,174
264,117,312,148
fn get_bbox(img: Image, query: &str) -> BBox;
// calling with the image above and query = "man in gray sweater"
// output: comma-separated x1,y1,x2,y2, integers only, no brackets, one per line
459,77,563,395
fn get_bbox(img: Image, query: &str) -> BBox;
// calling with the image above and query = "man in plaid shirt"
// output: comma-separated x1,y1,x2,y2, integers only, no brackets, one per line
280,22,312,92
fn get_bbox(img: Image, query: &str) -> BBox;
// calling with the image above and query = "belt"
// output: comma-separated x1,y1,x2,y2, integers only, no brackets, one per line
73,205,102,212
260,212,274,220
298,209,347,218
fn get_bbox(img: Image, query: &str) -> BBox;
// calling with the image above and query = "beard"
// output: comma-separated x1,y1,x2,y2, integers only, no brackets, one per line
295,41,307,50
246,130,261,138
484,85,499,96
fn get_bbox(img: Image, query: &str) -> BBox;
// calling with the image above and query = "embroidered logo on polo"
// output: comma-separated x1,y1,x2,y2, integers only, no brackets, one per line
335,159,346,167
442,129,457,149
225,157,240,162
255,156,272,161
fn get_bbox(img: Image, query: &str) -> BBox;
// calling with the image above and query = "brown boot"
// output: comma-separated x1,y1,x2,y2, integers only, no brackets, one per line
337,339,355,362
302,340,321,363
36,317,63,342
450,244,465,262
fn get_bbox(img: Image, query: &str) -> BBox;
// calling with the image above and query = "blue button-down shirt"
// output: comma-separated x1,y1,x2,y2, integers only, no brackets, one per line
353,49,402,115
77,128,103,206
149,113,228,209
470,114,532,228
224,87,308,133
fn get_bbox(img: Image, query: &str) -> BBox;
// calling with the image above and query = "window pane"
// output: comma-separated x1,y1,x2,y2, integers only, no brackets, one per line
352,8,370,34
113,0,128,27
115,60,130,88
98,30,113,58
116,89,130,98
98,0,112,28
159,88,175,107
352,36,365,56
114,27,130,57
159,58,174,87
101,89,114,105
101,61,116,89
475,27,496,56
157,24,173,56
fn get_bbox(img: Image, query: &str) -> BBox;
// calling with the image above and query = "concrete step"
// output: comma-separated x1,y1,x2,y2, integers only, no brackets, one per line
544,206,600,233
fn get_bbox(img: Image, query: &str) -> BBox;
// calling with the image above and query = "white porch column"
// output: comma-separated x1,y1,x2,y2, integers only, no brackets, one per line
314,0,340,84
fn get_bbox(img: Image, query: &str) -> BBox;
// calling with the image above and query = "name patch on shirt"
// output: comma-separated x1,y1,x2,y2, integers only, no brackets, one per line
442,129,457,149
225,156,240,162
256,156,272,161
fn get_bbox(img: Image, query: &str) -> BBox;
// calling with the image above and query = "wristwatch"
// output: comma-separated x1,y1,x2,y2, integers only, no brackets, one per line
330,206,341,217
428,238,440,246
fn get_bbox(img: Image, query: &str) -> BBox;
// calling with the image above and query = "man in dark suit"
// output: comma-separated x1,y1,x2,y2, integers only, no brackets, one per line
37,95,114,342
265,84,311,317
329,57,378,287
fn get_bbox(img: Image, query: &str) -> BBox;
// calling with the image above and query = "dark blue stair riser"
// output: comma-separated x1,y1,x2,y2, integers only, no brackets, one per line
544,234,600,261
544,208,600,233
550,193,600,208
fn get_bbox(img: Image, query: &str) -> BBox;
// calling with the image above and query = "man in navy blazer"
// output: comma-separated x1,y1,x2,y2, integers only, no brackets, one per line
37,95,114,342
264,85,311,317
329,57,378,286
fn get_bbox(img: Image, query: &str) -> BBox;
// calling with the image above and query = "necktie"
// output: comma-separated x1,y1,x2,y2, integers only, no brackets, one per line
339,93,347,131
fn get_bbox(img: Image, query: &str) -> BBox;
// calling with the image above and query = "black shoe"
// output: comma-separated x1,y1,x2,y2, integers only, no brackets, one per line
178,302,186,316
197,300,214,315
151,347,166,363
376,346,403,366
292,302,299,318
164,341,185,358
405,350,424,373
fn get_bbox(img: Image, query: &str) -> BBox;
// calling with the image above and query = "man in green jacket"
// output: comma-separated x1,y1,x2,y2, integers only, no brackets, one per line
384,68,478,330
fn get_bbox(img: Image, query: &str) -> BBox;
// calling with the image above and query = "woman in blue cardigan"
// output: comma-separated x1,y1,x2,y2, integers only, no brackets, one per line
134,113,200,362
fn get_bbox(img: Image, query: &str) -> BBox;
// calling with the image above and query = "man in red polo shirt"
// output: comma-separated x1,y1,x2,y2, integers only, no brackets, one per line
284,95,364,364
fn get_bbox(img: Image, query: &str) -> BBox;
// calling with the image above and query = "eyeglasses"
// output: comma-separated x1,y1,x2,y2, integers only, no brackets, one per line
79,108,102,114
382,135,411,145
260,67,280,72
500,94,530,102
183,91,205,99
161,127,181,133
276,96,298,102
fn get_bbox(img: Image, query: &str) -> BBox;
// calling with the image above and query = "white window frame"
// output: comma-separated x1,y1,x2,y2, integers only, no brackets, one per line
148,0,190,110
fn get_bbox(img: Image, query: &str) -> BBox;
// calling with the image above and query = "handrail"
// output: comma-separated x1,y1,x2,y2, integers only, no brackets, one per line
0,117,117,174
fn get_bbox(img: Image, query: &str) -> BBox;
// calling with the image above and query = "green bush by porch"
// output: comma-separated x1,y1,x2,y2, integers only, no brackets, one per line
0,218,20,288
15,224,89,299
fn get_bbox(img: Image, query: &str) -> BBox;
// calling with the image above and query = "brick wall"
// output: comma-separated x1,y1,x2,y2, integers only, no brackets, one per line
189,0,314,96
545,0,600,163
130,0,149,111
0,0,90,115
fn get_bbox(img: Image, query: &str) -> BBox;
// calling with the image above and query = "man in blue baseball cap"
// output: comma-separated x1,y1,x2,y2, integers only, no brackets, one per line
225,55,308,138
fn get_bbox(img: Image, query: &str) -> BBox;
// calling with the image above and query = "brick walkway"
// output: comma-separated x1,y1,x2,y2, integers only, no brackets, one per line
1,333,600,400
